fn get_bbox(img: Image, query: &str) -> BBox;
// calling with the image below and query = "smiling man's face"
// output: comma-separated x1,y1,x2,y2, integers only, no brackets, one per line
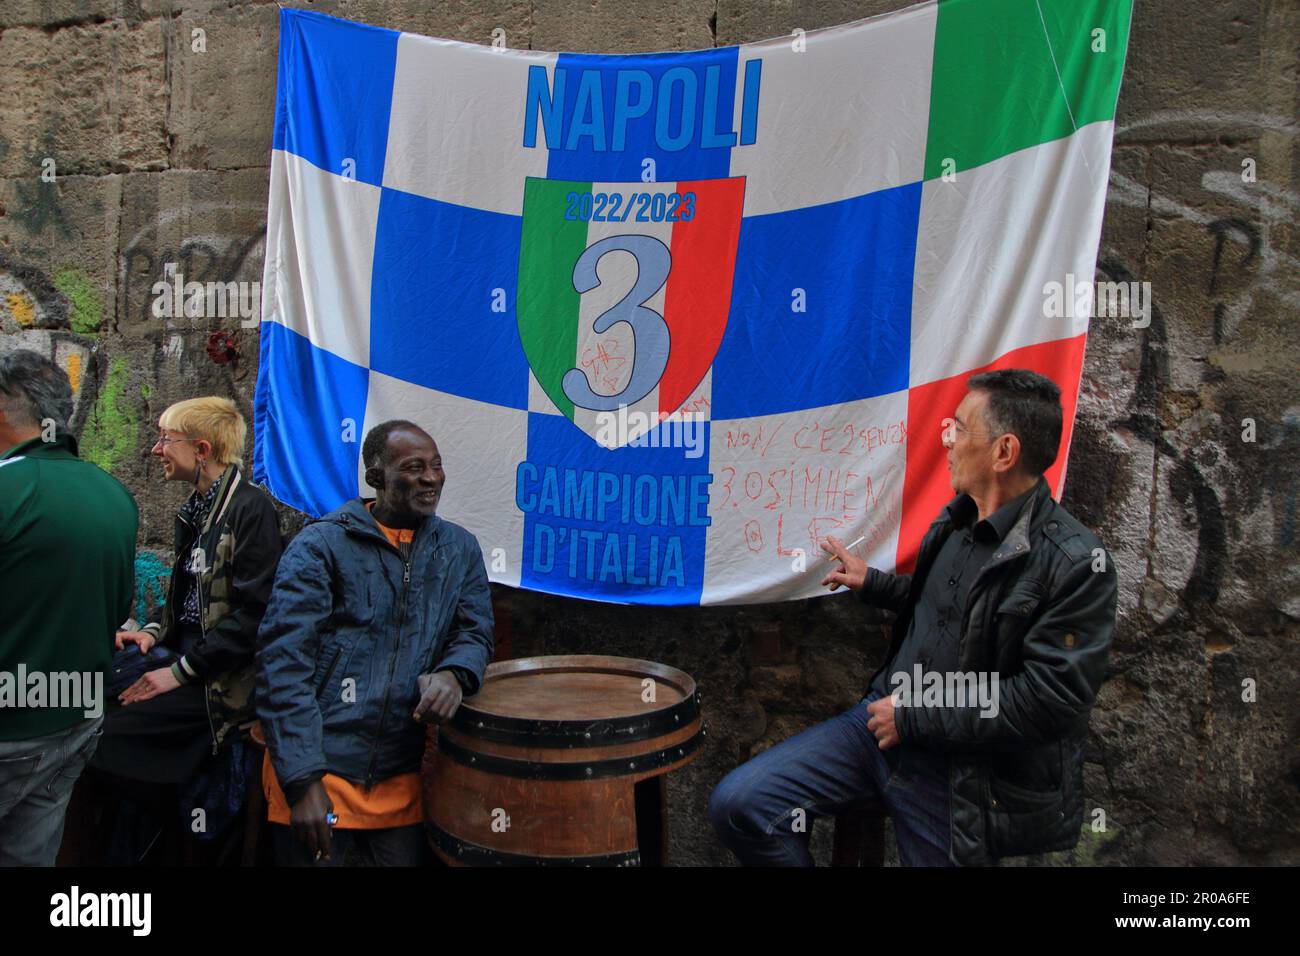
374,428,444,522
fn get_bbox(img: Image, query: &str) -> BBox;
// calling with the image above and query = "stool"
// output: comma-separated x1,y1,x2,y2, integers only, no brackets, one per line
831,798,886,866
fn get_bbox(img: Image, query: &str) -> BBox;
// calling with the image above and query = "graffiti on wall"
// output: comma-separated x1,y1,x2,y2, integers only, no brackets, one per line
80,355,138,472
0,250,139,468
1101,109,1300,629
133,550,172,625
120,202,267,339
1110,111,1300,340
0,250,99,432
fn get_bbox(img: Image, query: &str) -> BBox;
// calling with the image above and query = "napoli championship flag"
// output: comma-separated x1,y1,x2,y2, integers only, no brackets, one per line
255,0,1133,605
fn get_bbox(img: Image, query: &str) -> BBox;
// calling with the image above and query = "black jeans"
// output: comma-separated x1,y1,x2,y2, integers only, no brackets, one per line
272,823,429,867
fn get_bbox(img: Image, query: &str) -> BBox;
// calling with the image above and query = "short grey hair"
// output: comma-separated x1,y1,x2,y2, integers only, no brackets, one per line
966,368,1063,476
0,349,74,432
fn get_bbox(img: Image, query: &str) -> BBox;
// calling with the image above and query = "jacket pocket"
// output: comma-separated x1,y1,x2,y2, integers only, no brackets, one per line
333,574,375,627
987,773,1070,857
315,647,343,699
995,580,1046,619
319,634,373,732
992,579,1046,650
990,774,1057,812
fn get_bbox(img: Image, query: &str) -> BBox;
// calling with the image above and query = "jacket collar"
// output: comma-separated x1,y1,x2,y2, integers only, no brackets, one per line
946,481,1039,541
1,432,78,461
989,476,1052,564
206,464,243,533
178,464,242,534
328,497,443,552
935,476,1051,562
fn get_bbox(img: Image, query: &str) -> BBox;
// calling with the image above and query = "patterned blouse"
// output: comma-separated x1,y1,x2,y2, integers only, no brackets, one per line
178,475,223,626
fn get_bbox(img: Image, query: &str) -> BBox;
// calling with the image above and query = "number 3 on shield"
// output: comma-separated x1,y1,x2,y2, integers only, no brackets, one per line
562,234,671,412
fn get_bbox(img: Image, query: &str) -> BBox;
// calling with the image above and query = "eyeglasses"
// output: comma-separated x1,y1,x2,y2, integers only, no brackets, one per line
154,434,194,447
945,421,999,445
953,422,996,439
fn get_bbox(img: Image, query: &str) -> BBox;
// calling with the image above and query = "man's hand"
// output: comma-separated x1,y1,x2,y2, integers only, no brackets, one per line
819,536,867,591
119,666,180,704
866,695,900,750
115,629,156,654
289,780,334,862
414,671,462,724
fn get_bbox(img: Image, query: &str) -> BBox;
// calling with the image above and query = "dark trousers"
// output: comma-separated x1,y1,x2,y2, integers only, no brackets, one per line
93,682,212,785
272,823,429,867
709,693,953,866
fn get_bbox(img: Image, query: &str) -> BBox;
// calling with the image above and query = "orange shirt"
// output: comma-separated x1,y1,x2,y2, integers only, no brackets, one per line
262,504,423,829
263,755,423,828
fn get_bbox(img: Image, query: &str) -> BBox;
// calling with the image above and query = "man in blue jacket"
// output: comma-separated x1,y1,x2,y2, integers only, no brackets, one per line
256,420,494,865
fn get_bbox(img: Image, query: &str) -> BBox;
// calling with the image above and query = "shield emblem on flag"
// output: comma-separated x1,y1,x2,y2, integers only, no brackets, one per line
517,176,746,448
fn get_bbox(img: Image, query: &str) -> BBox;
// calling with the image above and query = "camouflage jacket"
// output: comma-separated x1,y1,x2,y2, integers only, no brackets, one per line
143,465,282,752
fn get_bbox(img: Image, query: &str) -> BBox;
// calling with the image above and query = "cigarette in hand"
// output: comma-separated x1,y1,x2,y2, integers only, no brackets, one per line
821,535,866,564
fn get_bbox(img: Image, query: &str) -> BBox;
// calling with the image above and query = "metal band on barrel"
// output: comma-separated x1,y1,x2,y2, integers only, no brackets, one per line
426,821,641,866
450,690,701,748
435,725,705,780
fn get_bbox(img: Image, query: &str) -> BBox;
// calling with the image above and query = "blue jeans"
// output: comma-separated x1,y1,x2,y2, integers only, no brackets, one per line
0,714,104,866
709,695,952,866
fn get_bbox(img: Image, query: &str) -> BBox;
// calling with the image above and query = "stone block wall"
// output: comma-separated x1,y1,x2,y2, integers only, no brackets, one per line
1,0,1294,865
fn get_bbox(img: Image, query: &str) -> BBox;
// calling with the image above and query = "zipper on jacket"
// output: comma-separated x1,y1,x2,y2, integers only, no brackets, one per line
191,468,243,756
963,548,1029,630
173,507,221,756
197,568,219,756
192,518,222,756
170,511,198,631
364,550,412,789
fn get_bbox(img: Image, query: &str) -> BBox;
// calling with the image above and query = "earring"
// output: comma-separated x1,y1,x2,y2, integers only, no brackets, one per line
195,455,206,484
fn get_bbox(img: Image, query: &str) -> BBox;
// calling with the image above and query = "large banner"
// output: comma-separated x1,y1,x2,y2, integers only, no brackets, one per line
255,1,1132,605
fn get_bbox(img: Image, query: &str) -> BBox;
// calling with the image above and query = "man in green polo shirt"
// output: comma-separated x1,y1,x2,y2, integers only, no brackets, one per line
0,349,138,865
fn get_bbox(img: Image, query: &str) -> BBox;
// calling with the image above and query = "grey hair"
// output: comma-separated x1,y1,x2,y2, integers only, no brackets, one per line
0,349,74,432
966,368,1063,476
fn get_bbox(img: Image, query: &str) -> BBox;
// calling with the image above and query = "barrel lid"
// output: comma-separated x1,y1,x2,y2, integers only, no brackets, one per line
451,655,700,748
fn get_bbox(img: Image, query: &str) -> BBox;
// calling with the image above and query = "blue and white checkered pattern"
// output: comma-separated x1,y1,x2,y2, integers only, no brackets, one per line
255,7,1114,605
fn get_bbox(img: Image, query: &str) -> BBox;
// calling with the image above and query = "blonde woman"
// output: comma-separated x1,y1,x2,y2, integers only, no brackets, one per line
94,397,282,785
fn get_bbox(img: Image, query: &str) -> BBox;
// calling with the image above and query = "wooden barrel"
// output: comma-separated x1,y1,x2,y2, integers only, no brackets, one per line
423,654,703,866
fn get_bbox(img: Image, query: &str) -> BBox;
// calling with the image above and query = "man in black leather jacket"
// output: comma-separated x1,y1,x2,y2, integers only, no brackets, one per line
709,369,1117,865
